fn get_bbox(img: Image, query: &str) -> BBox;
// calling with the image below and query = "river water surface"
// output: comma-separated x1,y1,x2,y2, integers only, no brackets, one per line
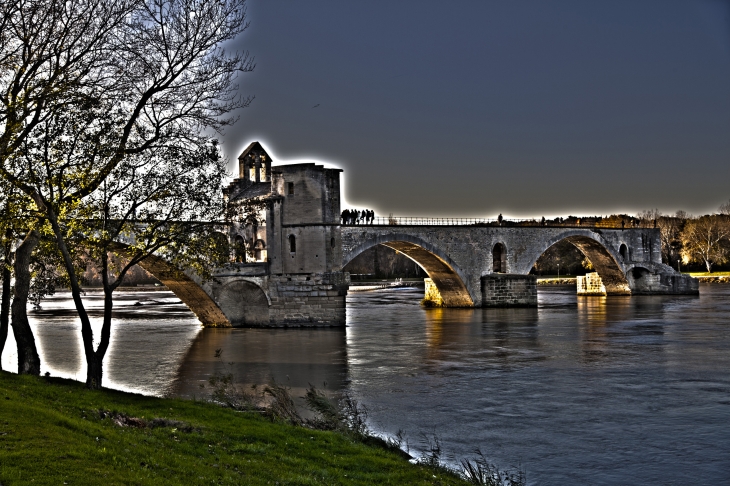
2,285,730,485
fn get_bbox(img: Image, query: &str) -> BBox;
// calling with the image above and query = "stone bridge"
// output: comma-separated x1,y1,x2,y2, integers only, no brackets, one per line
341,224,698,308
111,146,698,327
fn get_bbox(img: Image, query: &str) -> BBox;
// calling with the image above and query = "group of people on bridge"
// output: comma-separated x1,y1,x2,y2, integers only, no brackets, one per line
341,209,375,225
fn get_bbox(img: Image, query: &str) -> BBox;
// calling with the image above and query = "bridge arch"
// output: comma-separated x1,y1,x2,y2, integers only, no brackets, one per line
132,253,232,326
216,279,270,326
343,233,474,307
526,229,631,294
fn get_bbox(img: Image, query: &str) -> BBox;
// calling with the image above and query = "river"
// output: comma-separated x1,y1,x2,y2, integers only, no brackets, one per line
2,284,729,485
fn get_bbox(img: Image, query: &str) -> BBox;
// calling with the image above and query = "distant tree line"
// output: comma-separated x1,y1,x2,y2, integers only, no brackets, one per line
638,203,730,273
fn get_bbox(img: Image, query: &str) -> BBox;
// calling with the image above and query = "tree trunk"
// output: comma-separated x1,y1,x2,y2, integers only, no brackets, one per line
10,231,40,375
45,207,98,388
87,289,114,389
0,241,12,372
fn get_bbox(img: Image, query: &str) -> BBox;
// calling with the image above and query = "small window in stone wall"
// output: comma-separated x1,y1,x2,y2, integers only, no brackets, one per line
493,243,506,273
249,164,256,181
289,234,296,253
260,165,266,182
331,237,335,248
287,182,294,195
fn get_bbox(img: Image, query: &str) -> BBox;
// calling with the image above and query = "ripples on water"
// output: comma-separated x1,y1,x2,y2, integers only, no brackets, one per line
3,285,730,485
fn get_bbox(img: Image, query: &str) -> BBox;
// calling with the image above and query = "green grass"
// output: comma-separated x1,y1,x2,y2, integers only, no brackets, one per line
686,271,730,277
0,372,468,485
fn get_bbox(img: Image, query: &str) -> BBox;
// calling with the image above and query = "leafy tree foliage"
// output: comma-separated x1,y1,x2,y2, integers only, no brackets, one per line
1,0,253,388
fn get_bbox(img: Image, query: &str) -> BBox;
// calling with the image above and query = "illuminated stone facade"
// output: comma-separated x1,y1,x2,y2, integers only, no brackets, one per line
577,272,607,296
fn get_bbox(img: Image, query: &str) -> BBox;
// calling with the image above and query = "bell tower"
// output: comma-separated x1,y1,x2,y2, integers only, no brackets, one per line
238,141,271,185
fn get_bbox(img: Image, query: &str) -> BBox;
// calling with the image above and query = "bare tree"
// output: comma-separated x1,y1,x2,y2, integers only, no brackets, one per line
680,215,730,273
0,0,139,169
1,0,254,388
73,141,230,387
636,208,661,228
656,216,684,267
719,200,730,216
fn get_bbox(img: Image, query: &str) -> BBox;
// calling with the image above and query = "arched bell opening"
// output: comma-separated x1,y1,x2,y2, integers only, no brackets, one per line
343,239,473,307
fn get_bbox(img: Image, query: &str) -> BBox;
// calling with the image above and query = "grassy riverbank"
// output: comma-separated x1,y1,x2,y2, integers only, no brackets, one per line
0,372,468,485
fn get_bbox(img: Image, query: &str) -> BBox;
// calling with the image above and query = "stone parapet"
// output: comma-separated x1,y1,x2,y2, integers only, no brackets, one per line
481,274,537,307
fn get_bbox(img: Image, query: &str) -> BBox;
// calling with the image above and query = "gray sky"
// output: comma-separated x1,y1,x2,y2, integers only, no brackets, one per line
222,0,730,218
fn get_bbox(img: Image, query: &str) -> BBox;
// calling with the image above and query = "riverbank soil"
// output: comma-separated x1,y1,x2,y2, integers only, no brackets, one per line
0,373,466,485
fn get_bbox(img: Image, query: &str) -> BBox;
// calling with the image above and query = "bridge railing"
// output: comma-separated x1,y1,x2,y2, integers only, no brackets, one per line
342,216,639,228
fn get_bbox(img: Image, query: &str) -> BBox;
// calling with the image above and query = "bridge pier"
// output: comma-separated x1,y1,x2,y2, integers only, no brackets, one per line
481,274,537,307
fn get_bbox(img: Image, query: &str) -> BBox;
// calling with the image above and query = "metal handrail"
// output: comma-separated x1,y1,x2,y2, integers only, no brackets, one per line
340,216,638,228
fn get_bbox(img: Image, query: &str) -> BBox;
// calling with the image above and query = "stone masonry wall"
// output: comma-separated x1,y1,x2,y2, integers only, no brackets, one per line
481,274,537,307
267,272,349,326
576,272,607,295
423,278,443,306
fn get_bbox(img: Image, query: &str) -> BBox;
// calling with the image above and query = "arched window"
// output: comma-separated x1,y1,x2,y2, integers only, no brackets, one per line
234,235,246,263
619,244,628,261
254,239,266,261
493,243,506,273
288,234,296,253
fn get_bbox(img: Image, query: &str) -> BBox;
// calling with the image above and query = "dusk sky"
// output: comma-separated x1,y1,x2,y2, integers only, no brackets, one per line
223,0,730,219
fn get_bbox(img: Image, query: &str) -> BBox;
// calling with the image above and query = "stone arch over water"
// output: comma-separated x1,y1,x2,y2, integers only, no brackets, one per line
130,252,231,326
526,230,631,295
342,234,474,307
216,279,270,326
